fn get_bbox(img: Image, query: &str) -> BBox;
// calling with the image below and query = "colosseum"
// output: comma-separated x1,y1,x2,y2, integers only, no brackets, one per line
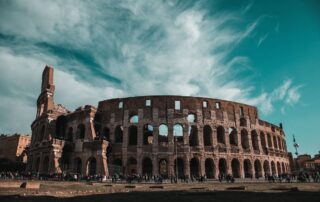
26,66,290,179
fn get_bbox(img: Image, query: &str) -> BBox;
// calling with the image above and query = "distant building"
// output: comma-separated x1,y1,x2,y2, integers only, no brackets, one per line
293,154,320,172
0,134,31,163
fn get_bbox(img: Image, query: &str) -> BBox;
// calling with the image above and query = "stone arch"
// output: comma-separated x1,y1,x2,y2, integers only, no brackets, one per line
159,159,168,177
158,124,168,144
218,158,227,176
143,124,153,145
203,125,212,146
174,124,183,143
128,125,138,146
254,159,262,177
229,127,238,146
273,136,278,149
56,115,67,139
244,159,253,178
205,158,215,178
189,125,198,146
217,126,225,144
77,124,85,139
102,127,110,141
35,157,40,172
142,157,153,176
282,162,285,173
263,160,270,176
267,133,272,148
87,157,97,176
61,144,73,171
278,137,282,150
231,158,240,178
129,114,139,123
74,157,82,174
241,129,250,150
42,156,49,173
174,158,184,178
115,125,123,143
190,157,200,177
187,113,196,123
260,132,267,152
277,162,281,174
271,161,276,175
127,157,137,175
251,130,260,151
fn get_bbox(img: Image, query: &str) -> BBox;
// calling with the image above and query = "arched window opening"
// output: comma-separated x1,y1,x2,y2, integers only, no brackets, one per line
281,162,285,174
217,126,225,144
190,158,199,178
77,124,85,139
87,157,97,176
231,159,240,178
35,157,40,172
218,158,227,176
271,161,276,175
263,161,270,176
143,124,153,145
128,125,138,146
158,124,168,144
244,159,252,178
42,156,49,173
115,125,123,143
74,158,82,174
61,145,73,171
102,127,110,141
127,157,137,175
277,162,281,175
273,136,278,149
254,160,262,178
267,133,272,148
56,115,67,139
129,115,139,124
260,132,267,153
174,158,184,178
187,114,196,123
142,157,153,176
229,127,238,146
205,158,215,178
251,130,260,151
189,125,198,146
241,129,250,150
240,117,247,127
203,125,212,146
174,124,183,143
159,159,168,177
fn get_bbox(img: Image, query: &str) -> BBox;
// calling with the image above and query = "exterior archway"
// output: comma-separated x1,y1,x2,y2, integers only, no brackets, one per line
277,162,281,175
189,126,198,146
241,129,250,150
267,133,272,148
263,160,270,176
127,157,137,175
231,158,240,178
159,159,168,177
102,127,110,141
217,126,225,144
74,158,82,174
128,125,138,145
35,157,40,172
251,130,260,151
174,124,184,143
203,125,212,146
244,159,252,178
174,158,184,178
159,124,168,144
142,157,153,176
56,115,67,139
271,161,276,175
282,162,285,173
229,128,238,146
42,156,49,173
205,158,215,178
254,159,262,177
61,144,73,172
77,124,85,139
260,132,267,154
115,125,123,143
190,157,200,178
87,157,97,176
143,124,153,145
218,158,227,176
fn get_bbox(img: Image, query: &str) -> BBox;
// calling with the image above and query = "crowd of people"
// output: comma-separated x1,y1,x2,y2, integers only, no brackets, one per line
1,171,320,184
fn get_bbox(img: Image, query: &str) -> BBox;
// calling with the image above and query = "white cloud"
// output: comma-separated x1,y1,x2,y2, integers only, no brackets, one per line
0,0,302,133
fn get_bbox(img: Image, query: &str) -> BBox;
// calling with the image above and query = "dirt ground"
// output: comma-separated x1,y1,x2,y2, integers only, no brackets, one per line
0,181,320,202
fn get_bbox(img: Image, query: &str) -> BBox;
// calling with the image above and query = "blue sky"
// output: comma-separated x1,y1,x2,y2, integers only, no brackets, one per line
0,0,319,156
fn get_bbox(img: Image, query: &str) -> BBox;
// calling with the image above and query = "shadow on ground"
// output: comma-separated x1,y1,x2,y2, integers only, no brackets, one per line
1,191,320,202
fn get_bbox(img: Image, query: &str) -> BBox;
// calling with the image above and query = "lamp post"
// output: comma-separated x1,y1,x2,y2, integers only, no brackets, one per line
293,135,299,156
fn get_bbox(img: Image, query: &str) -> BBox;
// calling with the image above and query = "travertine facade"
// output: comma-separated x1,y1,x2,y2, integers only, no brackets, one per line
27,66,290,178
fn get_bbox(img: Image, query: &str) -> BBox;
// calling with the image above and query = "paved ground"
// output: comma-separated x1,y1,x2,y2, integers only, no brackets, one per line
0,181,319,202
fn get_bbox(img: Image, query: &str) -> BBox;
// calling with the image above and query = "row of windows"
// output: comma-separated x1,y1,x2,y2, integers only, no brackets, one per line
118,100,222,110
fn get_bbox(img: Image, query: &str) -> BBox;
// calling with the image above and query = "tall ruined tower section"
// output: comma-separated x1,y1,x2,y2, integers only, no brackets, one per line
36,65,55,118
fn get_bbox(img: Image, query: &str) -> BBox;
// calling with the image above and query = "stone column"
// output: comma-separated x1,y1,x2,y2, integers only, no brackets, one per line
199,156,205,176
152,155,159,176
184,155,190,178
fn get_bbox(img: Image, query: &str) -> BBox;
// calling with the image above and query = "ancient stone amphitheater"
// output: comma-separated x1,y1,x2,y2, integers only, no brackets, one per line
27,66,290,179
